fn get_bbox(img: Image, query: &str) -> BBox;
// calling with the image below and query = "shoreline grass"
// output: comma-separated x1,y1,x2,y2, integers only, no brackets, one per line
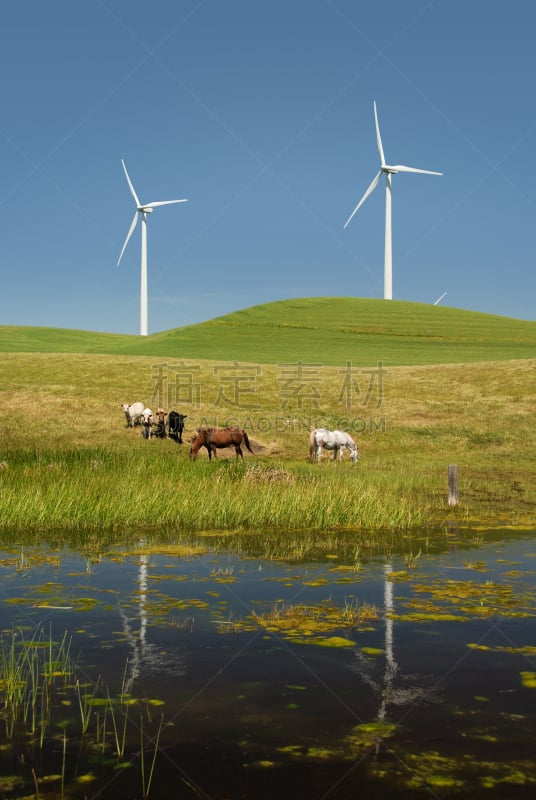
0,450,436,533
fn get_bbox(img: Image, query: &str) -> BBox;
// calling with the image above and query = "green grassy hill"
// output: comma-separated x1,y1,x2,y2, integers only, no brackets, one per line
1,298,534,366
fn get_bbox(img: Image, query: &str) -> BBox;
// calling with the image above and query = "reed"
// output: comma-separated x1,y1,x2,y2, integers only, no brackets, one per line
0,451,435,532
140,712,164,800
0,630,167,797
107,661,134,760
61,729,67,800
75,677,100,736
0,627,71,742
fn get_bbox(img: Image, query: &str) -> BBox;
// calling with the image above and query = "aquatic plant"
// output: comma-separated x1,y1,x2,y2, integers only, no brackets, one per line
106,660,134,760
250,598,379,645
140,712,164,799
0,626,71,741
0,627,169,799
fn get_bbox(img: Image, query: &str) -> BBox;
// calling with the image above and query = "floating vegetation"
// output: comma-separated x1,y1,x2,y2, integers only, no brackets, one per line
346,721,397,749
302,578,329,587
387,570,412,581
277,721,397,762
303,635,354,648
403,752,466,790
463,560,489,571
361,646,384,656
250,599,379,645
391,609,468,623
368,750,536,793
402,577,532,618
520,672,536,689
468,643,536,656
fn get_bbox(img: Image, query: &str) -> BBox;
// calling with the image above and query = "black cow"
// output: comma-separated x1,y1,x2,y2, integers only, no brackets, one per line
152,419,166,439
168,411,187,444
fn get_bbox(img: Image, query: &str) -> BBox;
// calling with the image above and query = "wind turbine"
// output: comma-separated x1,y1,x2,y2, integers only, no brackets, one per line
117,159,188,336
344,101,442,300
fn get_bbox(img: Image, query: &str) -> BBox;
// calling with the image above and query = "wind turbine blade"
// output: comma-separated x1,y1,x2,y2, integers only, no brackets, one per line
391,164,443,176
121,159,141,207
117,211,139,266
145,199,188,208
374,101,386,166
344,170,382,228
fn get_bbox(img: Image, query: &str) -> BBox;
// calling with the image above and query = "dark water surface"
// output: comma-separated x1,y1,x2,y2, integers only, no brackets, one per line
0,527,535,799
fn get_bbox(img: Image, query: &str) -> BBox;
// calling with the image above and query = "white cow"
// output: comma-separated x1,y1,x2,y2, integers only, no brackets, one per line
121,402,145,428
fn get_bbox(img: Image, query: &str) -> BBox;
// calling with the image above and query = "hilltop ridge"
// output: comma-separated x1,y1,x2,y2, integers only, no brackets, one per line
1,297,534,366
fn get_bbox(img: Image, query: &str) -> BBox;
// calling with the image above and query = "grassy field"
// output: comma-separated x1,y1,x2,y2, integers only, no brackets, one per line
1,297,535,365
1,298,534,536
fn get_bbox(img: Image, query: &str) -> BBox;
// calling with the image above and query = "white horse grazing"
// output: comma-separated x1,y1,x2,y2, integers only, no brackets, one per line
309,428,359,463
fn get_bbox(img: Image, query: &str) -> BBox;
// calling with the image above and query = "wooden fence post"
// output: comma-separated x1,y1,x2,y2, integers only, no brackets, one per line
448,464,458,507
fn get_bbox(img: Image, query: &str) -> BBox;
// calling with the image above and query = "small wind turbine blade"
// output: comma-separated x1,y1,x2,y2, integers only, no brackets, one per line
117,211,139,266
121,159,141,207
391,164,443,176
344,170,382,228
434,291,447,305
373,101,386,166
145,199,188,208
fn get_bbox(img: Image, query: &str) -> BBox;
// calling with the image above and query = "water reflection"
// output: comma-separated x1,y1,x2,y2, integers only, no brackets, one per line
379,561,397,722
352,559,433,741
116,545,188,687
117,548,149,691
0,528,535,799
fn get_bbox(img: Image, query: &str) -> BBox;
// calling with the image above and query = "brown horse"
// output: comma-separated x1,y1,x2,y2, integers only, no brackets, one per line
189,427,254,460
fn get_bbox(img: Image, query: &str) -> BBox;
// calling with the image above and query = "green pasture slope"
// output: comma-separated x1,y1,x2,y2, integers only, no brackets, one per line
1,298,535,365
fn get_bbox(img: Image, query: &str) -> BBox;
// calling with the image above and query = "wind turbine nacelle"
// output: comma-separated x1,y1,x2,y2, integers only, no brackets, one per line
139,206,154,214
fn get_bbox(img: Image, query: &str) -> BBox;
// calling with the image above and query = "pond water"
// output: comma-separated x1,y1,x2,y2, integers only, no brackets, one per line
1,527,535,799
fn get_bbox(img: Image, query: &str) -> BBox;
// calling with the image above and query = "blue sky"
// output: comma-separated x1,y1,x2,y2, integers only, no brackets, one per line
1,0,535,335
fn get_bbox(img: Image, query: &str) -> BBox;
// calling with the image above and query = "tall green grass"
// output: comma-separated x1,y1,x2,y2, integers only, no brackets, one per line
0,450,435,532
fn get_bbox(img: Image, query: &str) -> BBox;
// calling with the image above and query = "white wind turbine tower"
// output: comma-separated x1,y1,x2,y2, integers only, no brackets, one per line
344,101,442,300
117,159,188,336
